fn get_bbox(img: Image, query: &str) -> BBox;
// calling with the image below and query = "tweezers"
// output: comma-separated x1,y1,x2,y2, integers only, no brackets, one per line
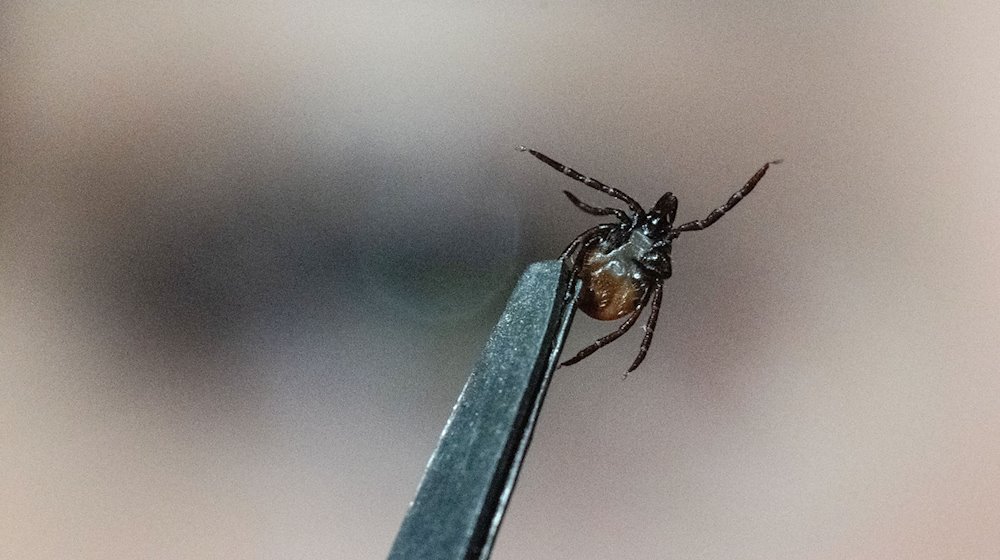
387,260,579,560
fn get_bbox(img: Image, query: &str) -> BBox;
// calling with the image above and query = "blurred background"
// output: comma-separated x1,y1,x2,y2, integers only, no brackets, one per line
3,2,1000,558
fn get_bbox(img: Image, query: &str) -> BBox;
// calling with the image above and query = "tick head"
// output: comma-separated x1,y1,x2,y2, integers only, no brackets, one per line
646,192,678,237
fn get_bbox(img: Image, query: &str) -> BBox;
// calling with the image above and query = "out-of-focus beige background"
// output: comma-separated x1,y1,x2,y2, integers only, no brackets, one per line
3,2,999,559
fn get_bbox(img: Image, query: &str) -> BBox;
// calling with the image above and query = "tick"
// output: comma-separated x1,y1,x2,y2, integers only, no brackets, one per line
518,146,781,376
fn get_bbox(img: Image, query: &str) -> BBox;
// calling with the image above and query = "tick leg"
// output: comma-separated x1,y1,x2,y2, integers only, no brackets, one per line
673,159,782,234
560,290,651,368
559,223,615,262
624,283,663,377
637,253,672,279
518,146,645,217
563,191,630,223
558,226,611,307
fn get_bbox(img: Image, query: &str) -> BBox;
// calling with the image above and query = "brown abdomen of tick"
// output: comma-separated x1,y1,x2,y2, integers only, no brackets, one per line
577,246,649,321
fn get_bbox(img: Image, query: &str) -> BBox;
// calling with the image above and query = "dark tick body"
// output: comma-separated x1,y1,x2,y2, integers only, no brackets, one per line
518,146,780,376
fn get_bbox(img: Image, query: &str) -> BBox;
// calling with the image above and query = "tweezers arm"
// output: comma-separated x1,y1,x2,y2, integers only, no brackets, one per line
388,260,579,560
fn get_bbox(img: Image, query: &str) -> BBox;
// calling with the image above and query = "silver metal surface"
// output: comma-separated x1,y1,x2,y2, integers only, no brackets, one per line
388,260,578,560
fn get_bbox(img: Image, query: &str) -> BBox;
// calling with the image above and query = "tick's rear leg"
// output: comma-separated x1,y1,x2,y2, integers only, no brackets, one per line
560,290,651,368
624,284,663,377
